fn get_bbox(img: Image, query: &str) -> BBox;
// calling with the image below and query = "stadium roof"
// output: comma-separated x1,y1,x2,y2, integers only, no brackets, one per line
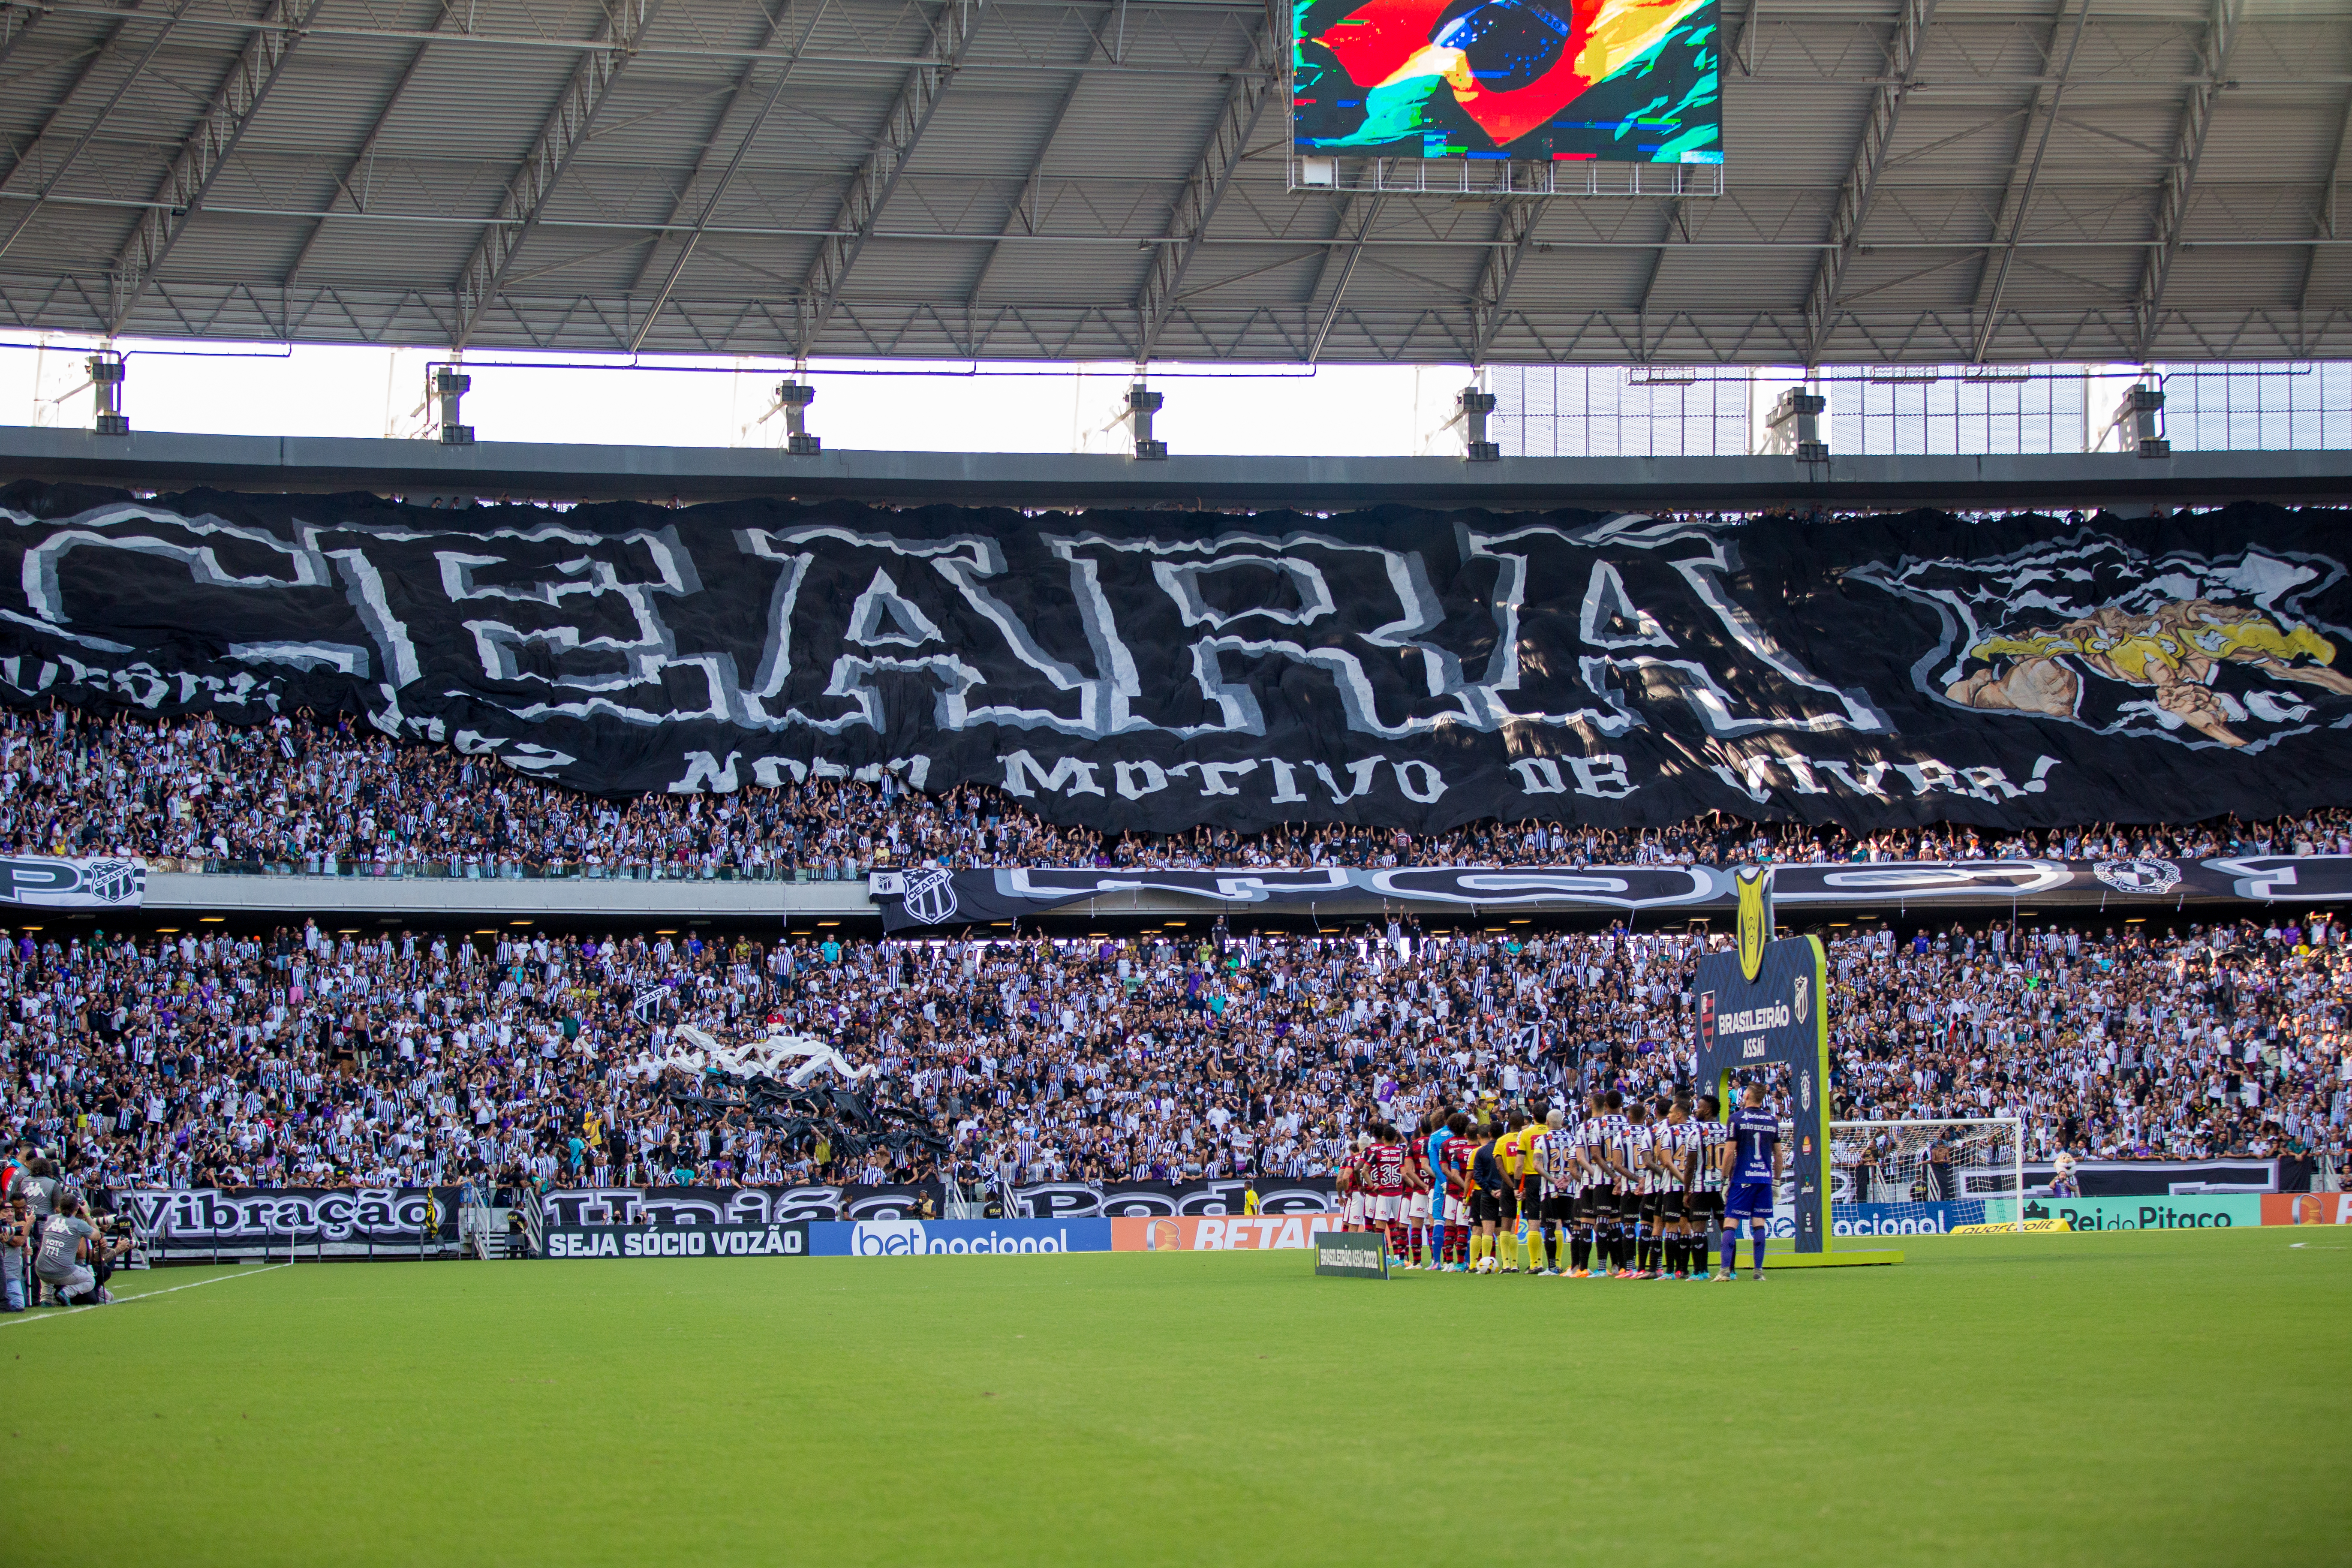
0,0,2346,367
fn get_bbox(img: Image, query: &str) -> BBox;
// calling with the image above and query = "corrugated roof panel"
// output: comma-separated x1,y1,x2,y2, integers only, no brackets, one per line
0,0,2343,362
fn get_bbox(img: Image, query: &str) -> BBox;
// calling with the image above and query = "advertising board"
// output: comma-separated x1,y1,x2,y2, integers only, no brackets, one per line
2260,1192,2352,1226
1312,1231,1390,1279
1110,1214,1347,1252
808,1219,1113,1257
541,1222,808,1258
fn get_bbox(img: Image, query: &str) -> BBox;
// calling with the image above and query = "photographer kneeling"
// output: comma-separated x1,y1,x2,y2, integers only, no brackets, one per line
32,1192,114,1307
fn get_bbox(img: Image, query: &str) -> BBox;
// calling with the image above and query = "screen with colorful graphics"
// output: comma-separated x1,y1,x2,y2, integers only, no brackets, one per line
1291,0,1720,163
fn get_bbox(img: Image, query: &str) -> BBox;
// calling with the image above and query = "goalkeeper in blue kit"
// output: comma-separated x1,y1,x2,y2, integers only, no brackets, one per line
1720,1083,1781,1281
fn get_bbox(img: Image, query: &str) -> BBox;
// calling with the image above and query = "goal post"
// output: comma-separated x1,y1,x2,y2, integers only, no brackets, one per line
1826,1117,2025,1236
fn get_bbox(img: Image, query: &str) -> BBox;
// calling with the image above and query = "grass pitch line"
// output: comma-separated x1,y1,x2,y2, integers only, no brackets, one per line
0,1262,292,1328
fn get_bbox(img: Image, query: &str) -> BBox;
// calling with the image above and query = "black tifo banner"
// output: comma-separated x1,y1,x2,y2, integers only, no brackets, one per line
6,485,2352,835
875,856,2352,929
540,1178,1339,1227
124,1187,463,1255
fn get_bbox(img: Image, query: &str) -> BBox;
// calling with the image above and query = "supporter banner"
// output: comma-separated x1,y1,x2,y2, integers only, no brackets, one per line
1111,1214,1347,1251
1011,1177,1339,1218
875,857,2352,928
539,1183,938,1226
2261,1193,2352,1225
808,1218,1113,1256
124,1186,461,1253
542,1222,808,1258
2021,1158,2279,1198
0,853,143,909
8,490,2352,836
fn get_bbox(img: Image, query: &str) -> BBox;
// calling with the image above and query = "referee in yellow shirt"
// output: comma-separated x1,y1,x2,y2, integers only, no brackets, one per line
1497,1107,1544,1273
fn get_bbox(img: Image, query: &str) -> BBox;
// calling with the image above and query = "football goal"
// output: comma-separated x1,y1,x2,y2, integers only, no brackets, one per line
1828,1117,2024,1236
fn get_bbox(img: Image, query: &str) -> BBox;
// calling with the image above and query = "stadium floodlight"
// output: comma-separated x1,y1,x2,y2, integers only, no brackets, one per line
2109,383,2169,459
1761,387,1827,463
1459,387,1498,462
88,352,128,436
433,368,473,445
778,380,819,455
1128,383,1166,461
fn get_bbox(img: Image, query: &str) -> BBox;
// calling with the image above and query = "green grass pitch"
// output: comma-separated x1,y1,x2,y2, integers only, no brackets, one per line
9,1228,2345,1566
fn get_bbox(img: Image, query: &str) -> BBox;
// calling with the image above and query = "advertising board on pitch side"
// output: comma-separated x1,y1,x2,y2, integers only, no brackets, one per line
2002,1195,2262,1231
2261,1192,2352,1225
1312,1231,1389,1279
541,1222,809,1258
809,1219,1113,1256
1110,1214,1346,1252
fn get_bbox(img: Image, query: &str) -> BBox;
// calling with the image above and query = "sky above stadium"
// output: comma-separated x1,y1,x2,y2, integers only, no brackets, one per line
2,334,1469,457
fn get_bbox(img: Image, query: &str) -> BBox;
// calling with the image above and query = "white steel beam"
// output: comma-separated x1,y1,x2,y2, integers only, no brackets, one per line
2132,0,2242,357
626,0,798,296
794,0,987,355
283,3,458,289
1969,0,2088,363
1802,0,1935,364
2300,85,2352,323
1304,191,1382,363
1132,0,1277,363
0,0,193,263
109,0,330,332
965,41,1099,314
451,0,661,349
1468,198,1539,364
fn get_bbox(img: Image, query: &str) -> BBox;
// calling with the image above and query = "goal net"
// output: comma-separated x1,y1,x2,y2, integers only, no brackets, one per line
1828,1118,2024,1237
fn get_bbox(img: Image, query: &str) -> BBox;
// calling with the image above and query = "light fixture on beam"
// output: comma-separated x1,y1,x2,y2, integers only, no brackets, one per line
90,352,128,436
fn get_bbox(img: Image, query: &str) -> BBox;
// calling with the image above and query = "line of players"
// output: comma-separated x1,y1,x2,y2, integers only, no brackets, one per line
1336,1086,1784,1280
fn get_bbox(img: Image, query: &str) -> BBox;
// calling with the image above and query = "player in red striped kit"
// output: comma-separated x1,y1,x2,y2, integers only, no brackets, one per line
1401,1116,1435,1268
1340,1134,1370,1232
1364,1124,1408,1264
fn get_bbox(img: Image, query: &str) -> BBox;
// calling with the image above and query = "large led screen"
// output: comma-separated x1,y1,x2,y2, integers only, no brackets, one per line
1292,0,1719,163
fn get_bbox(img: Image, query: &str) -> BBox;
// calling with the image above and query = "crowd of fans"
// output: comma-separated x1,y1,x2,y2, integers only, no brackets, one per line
0,698,2344,1212
1,903,2343,1207
6,704,2352,878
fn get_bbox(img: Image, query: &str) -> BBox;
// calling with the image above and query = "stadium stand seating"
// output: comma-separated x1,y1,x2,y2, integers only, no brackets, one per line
2,905,2340,1201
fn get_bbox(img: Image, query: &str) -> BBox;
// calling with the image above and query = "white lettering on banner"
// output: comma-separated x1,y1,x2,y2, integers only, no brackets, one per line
1187,1216,1336,1250
848,1222,1073,1255
1053,530,1472,740
1000,751,1107,799
126,1187,445,1243
1510,754,1638,799
1115,759,1169,799
1718,1003,1791,1033
1193,759,1258,797
1706,752,2056,806
1741,1040,1767,1059
1393,760,1445,804
590,1226,812,1257
993,751,1455,807
736,525,1105,737
1509,758,1567,794
1568,754,1634,798
1462,520,1888,737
